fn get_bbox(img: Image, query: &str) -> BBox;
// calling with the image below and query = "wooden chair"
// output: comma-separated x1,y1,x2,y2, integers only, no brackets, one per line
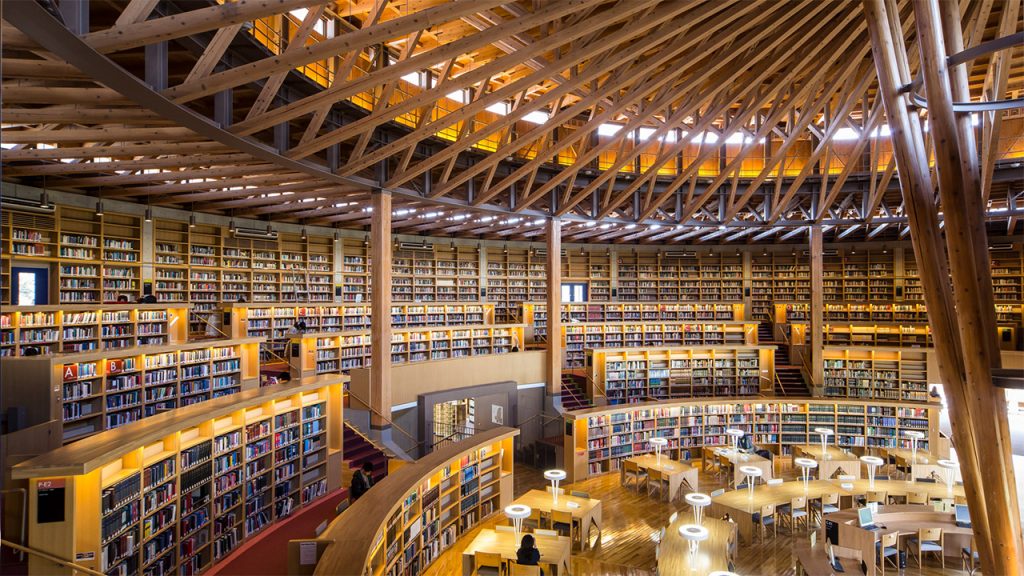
961,536,979,575
550,509,579,548
778,496,808,534
876,531,900,575
524,508,544,531
647,469,669,500
473,552,505,576
906,490,928,505
622,460,647,493
753,503,776,542
865,490,888,506
510,564,540,576
907,527,944,569
810,492,839,528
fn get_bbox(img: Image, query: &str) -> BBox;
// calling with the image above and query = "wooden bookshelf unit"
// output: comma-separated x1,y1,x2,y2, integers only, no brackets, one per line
562,398,939,483
1,338,262,444
0,304,189,357
561,321,759,368
13,375,345,576
585,345,776,404
313,428,517,576
822,347,930,401
522,301,745,342
288,325,525,378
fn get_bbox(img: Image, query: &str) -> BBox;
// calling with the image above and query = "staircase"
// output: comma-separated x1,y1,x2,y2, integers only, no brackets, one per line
760,323,812,397
561,373,593,411
343,423,389,483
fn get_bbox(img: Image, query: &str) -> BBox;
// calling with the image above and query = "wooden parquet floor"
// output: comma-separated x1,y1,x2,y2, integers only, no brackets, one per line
422,461,974,576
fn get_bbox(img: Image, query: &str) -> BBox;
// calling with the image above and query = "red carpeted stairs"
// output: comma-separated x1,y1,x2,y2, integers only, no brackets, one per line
561,373,593,411
344,423,389,483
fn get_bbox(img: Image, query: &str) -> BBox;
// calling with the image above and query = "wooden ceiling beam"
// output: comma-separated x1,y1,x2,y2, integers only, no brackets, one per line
1,153,255,177
244,6,327,119
0,141,231,161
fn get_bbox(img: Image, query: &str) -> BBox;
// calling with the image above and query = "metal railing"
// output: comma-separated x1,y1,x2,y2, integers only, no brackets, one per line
430,423,476,452
0,539,104,576
187,308,300,379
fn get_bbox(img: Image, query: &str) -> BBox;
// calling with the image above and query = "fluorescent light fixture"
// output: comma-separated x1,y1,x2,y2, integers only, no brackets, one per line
521,110,549,124
446,90,468,104
486,102,510,115
599,123,623,137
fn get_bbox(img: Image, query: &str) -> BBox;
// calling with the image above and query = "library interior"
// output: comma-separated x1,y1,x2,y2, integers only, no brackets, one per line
1,1,1024,575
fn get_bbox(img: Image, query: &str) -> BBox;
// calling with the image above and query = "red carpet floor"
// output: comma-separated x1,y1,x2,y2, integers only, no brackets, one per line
207,488,348,576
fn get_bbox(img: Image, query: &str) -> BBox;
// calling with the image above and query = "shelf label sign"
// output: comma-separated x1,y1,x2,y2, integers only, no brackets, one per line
75,552,95,562
36,478,66,524
108,359,123,374
62,364,78,382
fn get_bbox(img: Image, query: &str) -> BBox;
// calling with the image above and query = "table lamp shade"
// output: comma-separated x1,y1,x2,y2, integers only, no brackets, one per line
685,492,711,525
860,455,885,488
504,504,531,536
678,524,709,542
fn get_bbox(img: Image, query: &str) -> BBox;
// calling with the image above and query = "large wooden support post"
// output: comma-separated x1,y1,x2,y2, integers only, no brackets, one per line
864,0,1022,572
546,218,562,395
809,226,824,393
370,190,393,429
911,0,1022,569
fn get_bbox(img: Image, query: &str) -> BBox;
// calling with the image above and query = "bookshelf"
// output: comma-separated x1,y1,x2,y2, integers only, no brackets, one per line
585,345,775,404
562,398,939,482
392,244,480,302
616,251,744,302
485,247,549,323
522,301,745,342
751,252,810,321
289,324,525,378
0,304,189,357
340,237,371,303
1,338,262,443
13,375,345,576
561,321,759,368
822,347,929,401
990,244,1024,302
313,427,516,576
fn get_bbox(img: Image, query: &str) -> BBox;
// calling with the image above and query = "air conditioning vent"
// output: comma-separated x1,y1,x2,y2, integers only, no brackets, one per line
398,242,433,251
989,244,1014,251
234,227,278,240
801,249,838,256
664,251,696,258
533,249,566,257
1,196,56,214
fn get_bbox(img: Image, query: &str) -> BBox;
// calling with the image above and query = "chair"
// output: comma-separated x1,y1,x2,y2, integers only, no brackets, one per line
495,525,515,533
523,508,544,531
510,564,540,576
876,531,900,575
647,469,669,501
778,496,808,533
907,527,944,569
550,510,577,546
570,490,590,499
906,491,928,505
811,492,839,526
545,485,565,495
472,551,504,576
961,537,979,575
622,460,647,493
866,490,888,506
752,503,776,542
533,528,558,537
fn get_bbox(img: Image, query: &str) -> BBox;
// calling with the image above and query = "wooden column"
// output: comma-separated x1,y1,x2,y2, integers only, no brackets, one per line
911,0,1022,568
864,0,1022,571
370,190,392,429
546,218,562,395
809,225,824,392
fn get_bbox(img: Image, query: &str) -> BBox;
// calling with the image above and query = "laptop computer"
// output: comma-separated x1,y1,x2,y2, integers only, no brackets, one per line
955,504,972,528
857,506,885,531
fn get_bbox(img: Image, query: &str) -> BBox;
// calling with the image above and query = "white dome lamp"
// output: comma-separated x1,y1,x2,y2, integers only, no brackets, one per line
650,436,668,466
794,457,818,492
904,430,925,475
544,469,567,505
725,428,745,453
860,455,885,489
685,492,712,526
504,504,531,538
739,465,763,500
937,459,959,496
813,427,834,460
678,523,709,569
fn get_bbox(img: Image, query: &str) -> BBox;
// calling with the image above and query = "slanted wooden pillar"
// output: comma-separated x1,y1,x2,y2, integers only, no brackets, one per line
370,190,392,429
546,218,562,395
864,0,1023,572
809,225,824,393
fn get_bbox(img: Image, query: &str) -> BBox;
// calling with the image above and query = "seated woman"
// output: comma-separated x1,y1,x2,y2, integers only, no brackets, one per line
516,534,544,575
737,434,773,461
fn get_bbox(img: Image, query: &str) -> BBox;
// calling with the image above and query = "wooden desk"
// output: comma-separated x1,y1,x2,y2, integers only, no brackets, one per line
882,448,949,481
844,478,965,501
715,448,773,484
709,480,850,542
794,542,845,576
823,505,972,576
657,516,737,575
461,529,571,576
624,454,698,500
511,489,603,548
792,445,862,479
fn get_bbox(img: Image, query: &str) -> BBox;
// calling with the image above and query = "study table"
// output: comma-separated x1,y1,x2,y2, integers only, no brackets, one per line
510,489,603,549
657,516,737,575
714,448,773,484
792,444,862,479
708,478,966,543
879,447,949,481
461,529,571,576
823,505,972,576
622,453,698,500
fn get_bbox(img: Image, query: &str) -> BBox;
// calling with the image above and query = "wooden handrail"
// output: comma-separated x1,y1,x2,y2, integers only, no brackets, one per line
0,539,105,576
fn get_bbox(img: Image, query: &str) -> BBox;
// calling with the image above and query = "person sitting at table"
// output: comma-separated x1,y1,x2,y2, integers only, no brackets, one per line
516,534,544,575
737,434,773,462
